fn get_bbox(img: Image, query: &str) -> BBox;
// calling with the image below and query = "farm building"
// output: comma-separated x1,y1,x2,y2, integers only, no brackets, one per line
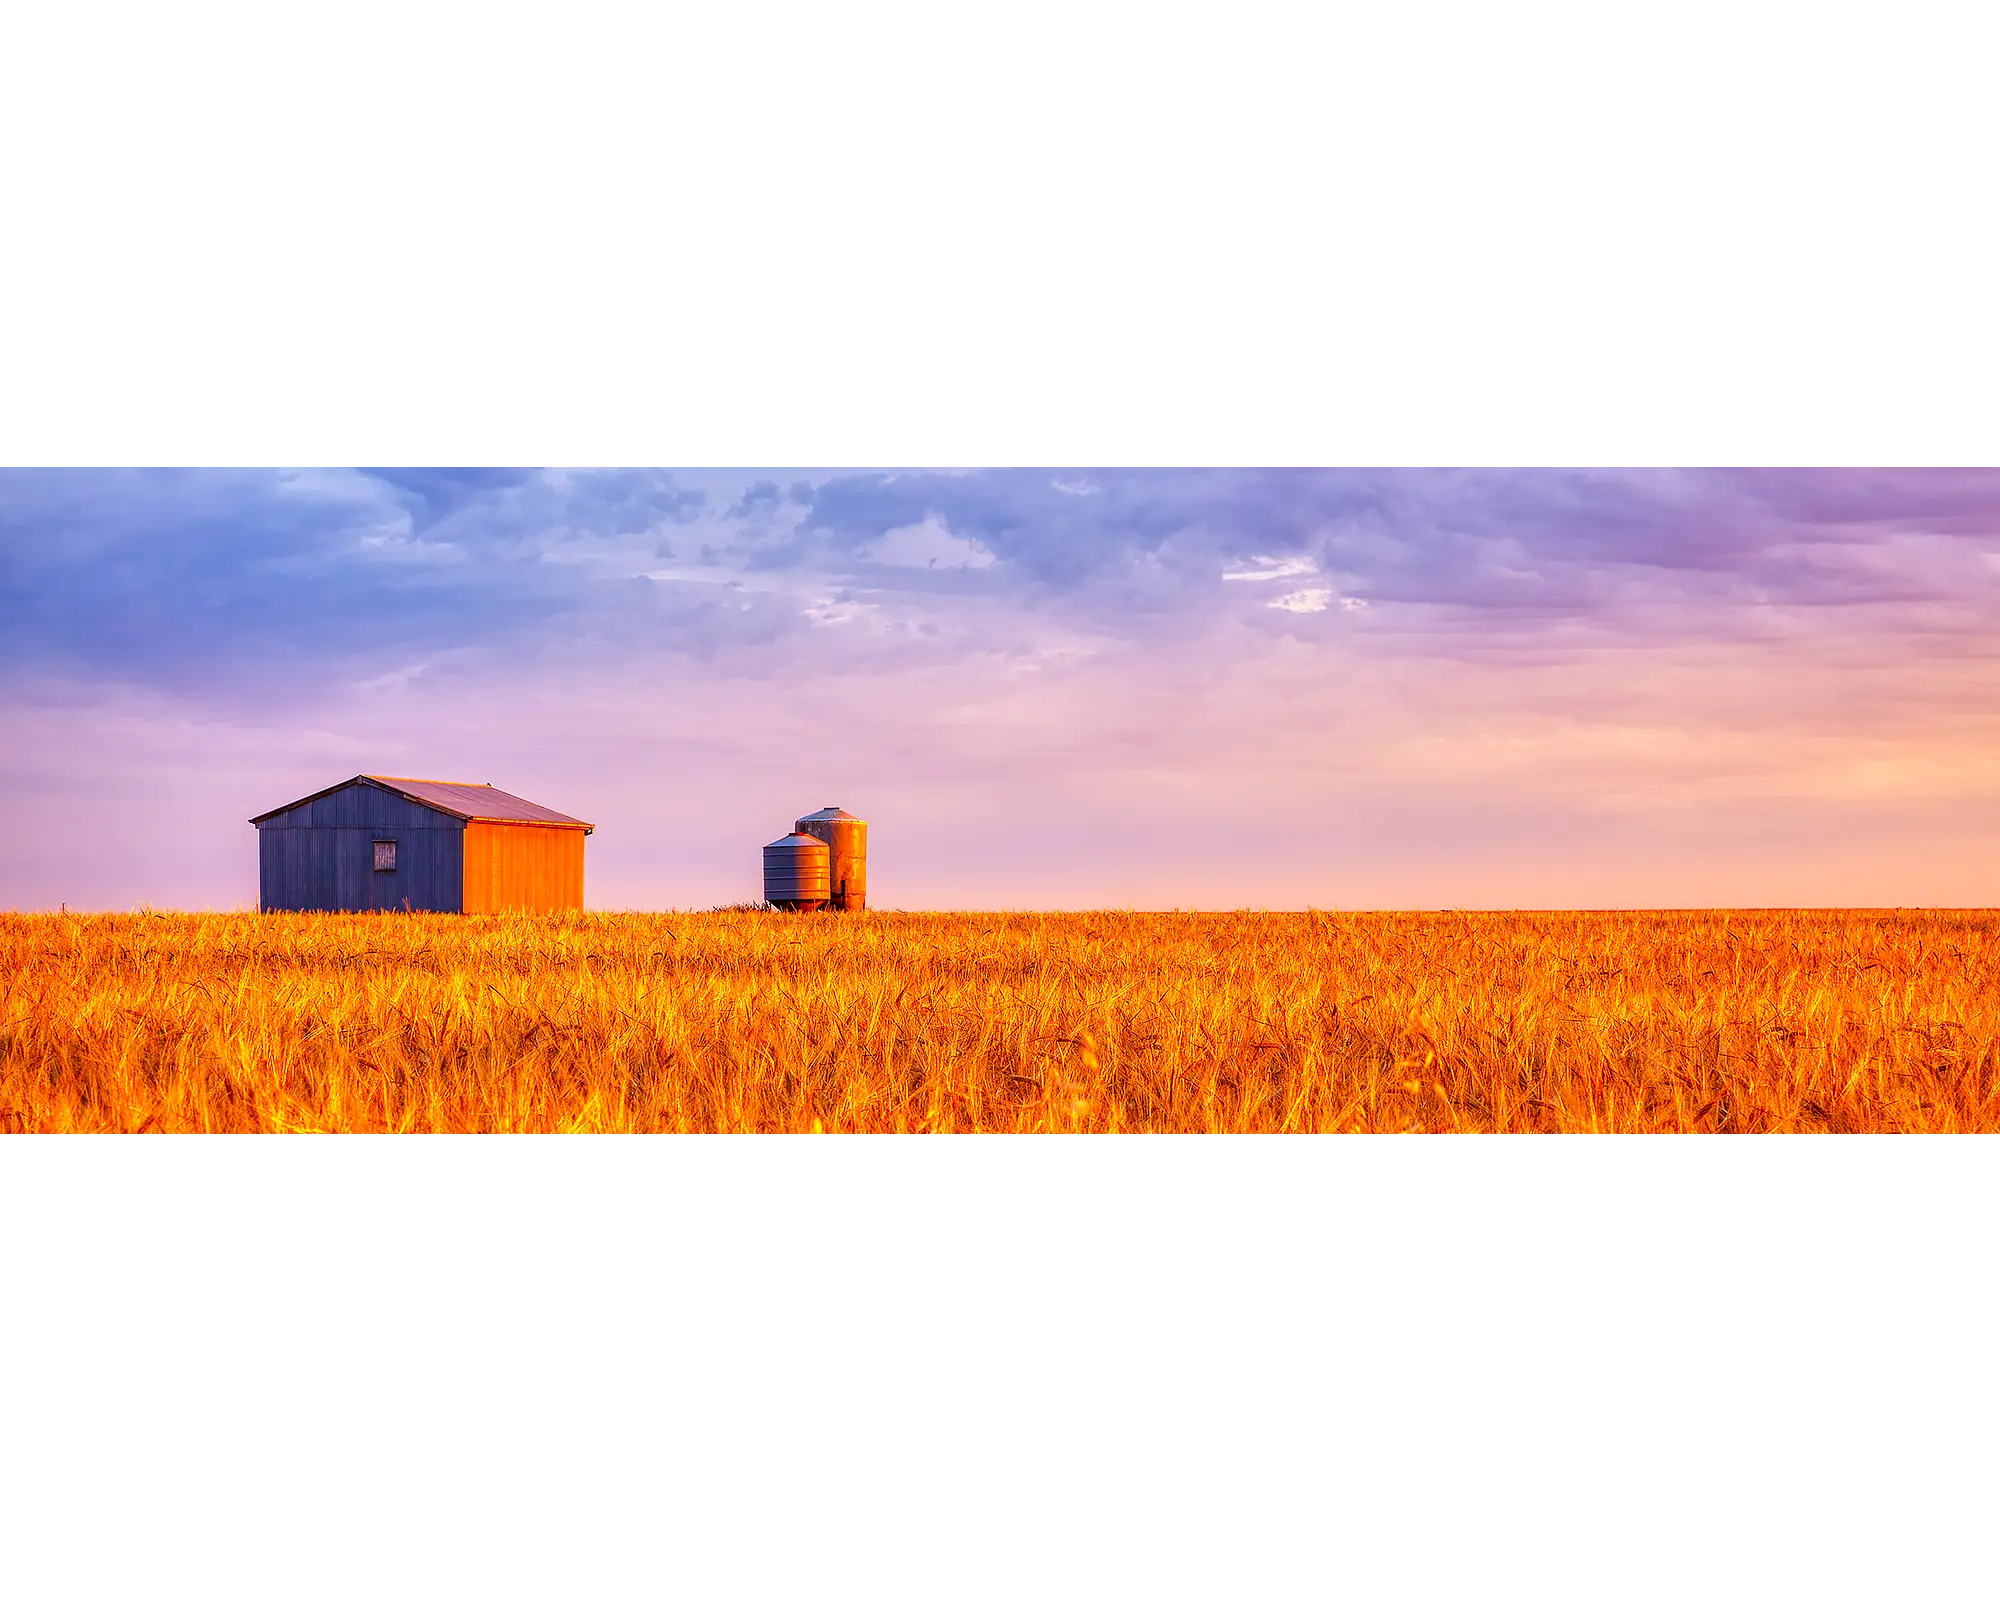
250,775,592,913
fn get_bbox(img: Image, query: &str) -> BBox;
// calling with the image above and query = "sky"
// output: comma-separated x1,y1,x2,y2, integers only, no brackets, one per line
4,467,1999,911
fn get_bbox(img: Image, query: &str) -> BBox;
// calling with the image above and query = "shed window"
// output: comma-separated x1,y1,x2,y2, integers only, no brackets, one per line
373,840,397,872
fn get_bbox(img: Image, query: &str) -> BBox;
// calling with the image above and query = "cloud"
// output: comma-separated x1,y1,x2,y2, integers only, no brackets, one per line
554,469,708,533
769,470,2000,673
7,468,2000,710
726,479,784,520
865,516,996,571
1224,556,1317,582
359,468,539,529
0,468,721,696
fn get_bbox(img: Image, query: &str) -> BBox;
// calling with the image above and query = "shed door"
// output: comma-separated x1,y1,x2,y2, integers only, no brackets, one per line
370,836,402,910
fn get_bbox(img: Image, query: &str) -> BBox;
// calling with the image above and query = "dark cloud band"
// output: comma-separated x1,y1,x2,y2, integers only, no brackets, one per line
4,468,1997,698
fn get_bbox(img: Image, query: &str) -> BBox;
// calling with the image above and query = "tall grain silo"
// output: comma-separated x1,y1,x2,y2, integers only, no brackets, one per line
763,832,830,911
795,806,867,911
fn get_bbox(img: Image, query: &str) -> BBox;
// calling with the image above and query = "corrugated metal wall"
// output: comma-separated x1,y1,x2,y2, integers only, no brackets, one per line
257,785,465,912
462,821,585,912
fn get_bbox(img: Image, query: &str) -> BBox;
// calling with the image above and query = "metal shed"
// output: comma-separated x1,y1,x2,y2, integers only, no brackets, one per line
250,775,593,913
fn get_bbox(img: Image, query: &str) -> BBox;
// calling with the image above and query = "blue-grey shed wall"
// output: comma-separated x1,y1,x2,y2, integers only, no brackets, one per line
257,785,465,912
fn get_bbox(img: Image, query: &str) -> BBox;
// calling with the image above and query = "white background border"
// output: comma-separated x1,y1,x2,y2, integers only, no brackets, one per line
4,3,1997,1595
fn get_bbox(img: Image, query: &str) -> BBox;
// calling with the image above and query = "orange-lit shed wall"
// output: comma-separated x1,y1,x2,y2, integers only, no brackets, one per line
462,821,587,912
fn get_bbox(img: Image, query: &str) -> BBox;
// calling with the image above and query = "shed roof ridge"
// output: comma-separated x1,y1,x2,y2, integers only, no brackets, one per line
251,773,591,831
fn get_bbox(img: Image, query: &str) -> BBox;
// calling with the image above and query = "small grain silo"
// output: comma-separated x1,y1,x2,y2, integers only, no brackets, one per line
795,806,867,910
763,832,831,911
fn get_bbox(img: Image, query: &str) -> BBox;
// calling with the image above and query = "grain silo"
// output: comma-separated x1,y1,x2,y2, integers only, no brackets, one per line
763,831,831,910
795,806,867,911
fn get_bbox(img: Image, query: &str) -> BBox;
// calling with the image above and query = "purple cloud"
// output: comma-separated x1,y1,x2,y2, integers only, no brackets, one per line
8,468,2000,702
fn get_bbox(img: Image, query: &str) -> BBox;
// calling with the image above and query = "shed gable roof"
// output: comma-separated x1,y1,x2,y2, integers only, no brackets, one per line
250,775,593,831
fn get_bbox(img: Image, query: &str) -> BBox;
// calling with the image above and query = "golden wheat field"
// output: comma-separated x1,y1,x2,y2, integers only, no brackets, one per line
2,906,1996,1133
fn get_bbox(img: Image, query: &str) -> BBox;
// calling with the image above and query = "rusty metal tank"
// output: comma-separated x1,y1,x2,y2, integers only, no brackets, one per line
795,806,867,911
762,831,830,910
